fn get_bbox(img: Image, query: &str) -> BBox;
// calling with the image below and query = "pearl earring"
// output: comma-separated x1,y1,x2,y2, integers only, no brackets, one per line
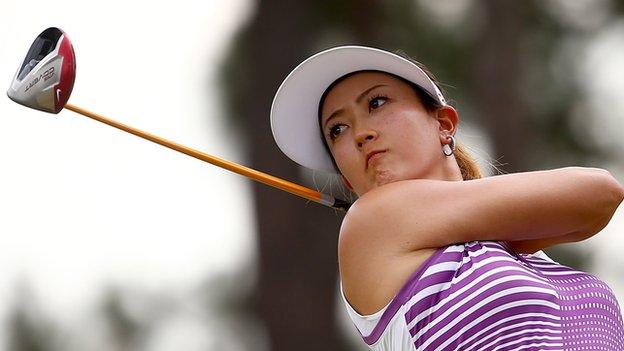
442,135,456,156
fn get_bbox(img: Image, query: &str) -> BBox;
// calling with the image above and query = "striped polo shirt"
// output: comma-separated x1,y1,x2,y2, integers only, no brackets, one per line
341,240,624,350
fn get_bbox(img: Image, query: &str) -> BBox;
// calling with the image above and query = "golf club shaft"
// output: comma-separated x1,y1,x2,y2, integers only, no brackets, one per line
64,103,349,211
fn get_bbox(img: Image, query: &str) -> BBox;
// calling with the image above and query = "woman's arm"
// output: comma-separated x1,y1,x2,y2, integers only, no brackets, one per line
506,168,623,254
506,211,622,255
340,167,624,253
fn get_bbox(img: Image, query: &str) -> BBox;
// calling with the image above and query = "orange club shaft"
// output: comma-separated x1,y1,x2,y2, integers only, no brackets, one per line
63,103,349,211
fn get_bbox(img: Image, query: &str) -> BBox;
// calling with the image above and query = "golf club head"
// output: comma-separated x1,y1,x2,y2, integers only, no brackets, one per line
7,27,76,114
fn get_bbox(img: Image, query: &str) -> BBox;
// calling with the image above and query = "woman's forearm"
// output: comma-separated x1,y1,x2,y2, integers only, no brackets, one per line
504,167,623,253
495,167,622,238
451,166,624,243
347,166,624,251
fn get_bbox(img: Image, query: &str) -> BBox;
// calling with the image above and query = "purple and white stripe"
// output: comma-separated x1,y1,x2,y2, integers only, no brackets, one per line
356,241,624,351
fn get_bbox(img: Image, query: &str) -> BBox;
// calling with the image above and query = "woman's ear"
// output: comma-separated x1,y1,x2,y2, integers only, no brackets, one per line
341,175,354,192
436,105,459,142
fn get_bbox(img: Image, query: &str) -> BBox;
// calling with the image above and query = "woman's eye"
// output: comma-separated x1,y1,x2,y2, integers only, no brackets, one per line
328,124,346,140
369,95,388,111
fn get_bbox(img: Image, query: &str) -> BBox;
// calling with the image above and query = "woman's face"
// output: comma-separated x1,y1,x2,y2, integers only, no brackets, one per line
320,71,459,196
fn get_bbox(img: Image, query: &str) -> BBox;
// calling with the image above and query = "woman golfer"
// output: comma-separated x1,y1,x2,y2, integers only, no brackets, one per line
270,46,624,350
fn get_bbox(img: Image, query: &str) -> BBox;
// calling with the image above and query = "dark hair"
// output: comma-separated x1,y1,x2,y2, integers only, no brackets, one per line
317,66,483,181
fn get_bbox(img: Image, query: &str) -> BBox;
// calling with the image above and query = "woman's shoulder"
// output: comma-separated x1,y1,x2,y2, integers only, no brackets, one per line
339,181,468,315
338,179,444,255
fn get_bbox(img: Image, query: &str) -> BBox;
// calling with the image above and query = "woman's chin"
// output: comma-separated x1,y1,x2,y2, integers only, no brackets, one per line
373,169,397,187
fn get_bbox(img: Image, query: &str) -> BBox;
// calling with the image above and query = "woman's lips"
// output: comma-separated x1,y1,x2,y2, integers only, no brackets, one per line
366,150,387,169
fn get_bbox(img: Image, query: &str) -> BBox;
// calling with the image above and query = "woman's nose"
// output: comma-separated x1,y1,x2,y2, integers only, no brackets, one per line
356,128,378,148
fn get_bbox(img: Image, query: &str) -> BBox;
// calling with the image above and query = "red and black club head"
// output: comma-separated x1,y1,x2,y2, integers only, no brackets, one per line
7,27,76,114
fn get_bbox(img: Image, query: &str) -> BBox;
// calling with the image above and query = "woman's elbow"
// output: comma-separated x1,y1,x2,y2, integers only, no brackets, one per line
612,175,624,201
597,168,624,203
573,166,624,201
585,168,624,234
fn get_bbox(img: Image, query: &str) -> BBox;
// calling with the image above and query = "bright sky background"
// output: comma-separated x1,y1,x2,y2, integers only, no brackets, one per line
0,1,623,350
0,1,256,349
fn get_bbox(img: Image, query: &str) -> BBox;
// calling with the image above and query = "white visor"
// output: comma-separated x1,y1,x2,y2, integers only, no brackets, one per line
270,45,446,173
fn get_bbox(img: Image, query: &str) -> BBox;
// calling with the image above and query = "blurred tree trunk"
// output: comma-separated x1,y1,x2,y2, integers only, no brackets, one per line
471,0,531,173
241,1,349,350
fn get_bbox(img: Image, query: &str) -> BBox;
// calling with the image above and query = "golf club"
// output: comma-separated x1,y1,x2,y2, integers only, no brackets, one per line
7,27,351,212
